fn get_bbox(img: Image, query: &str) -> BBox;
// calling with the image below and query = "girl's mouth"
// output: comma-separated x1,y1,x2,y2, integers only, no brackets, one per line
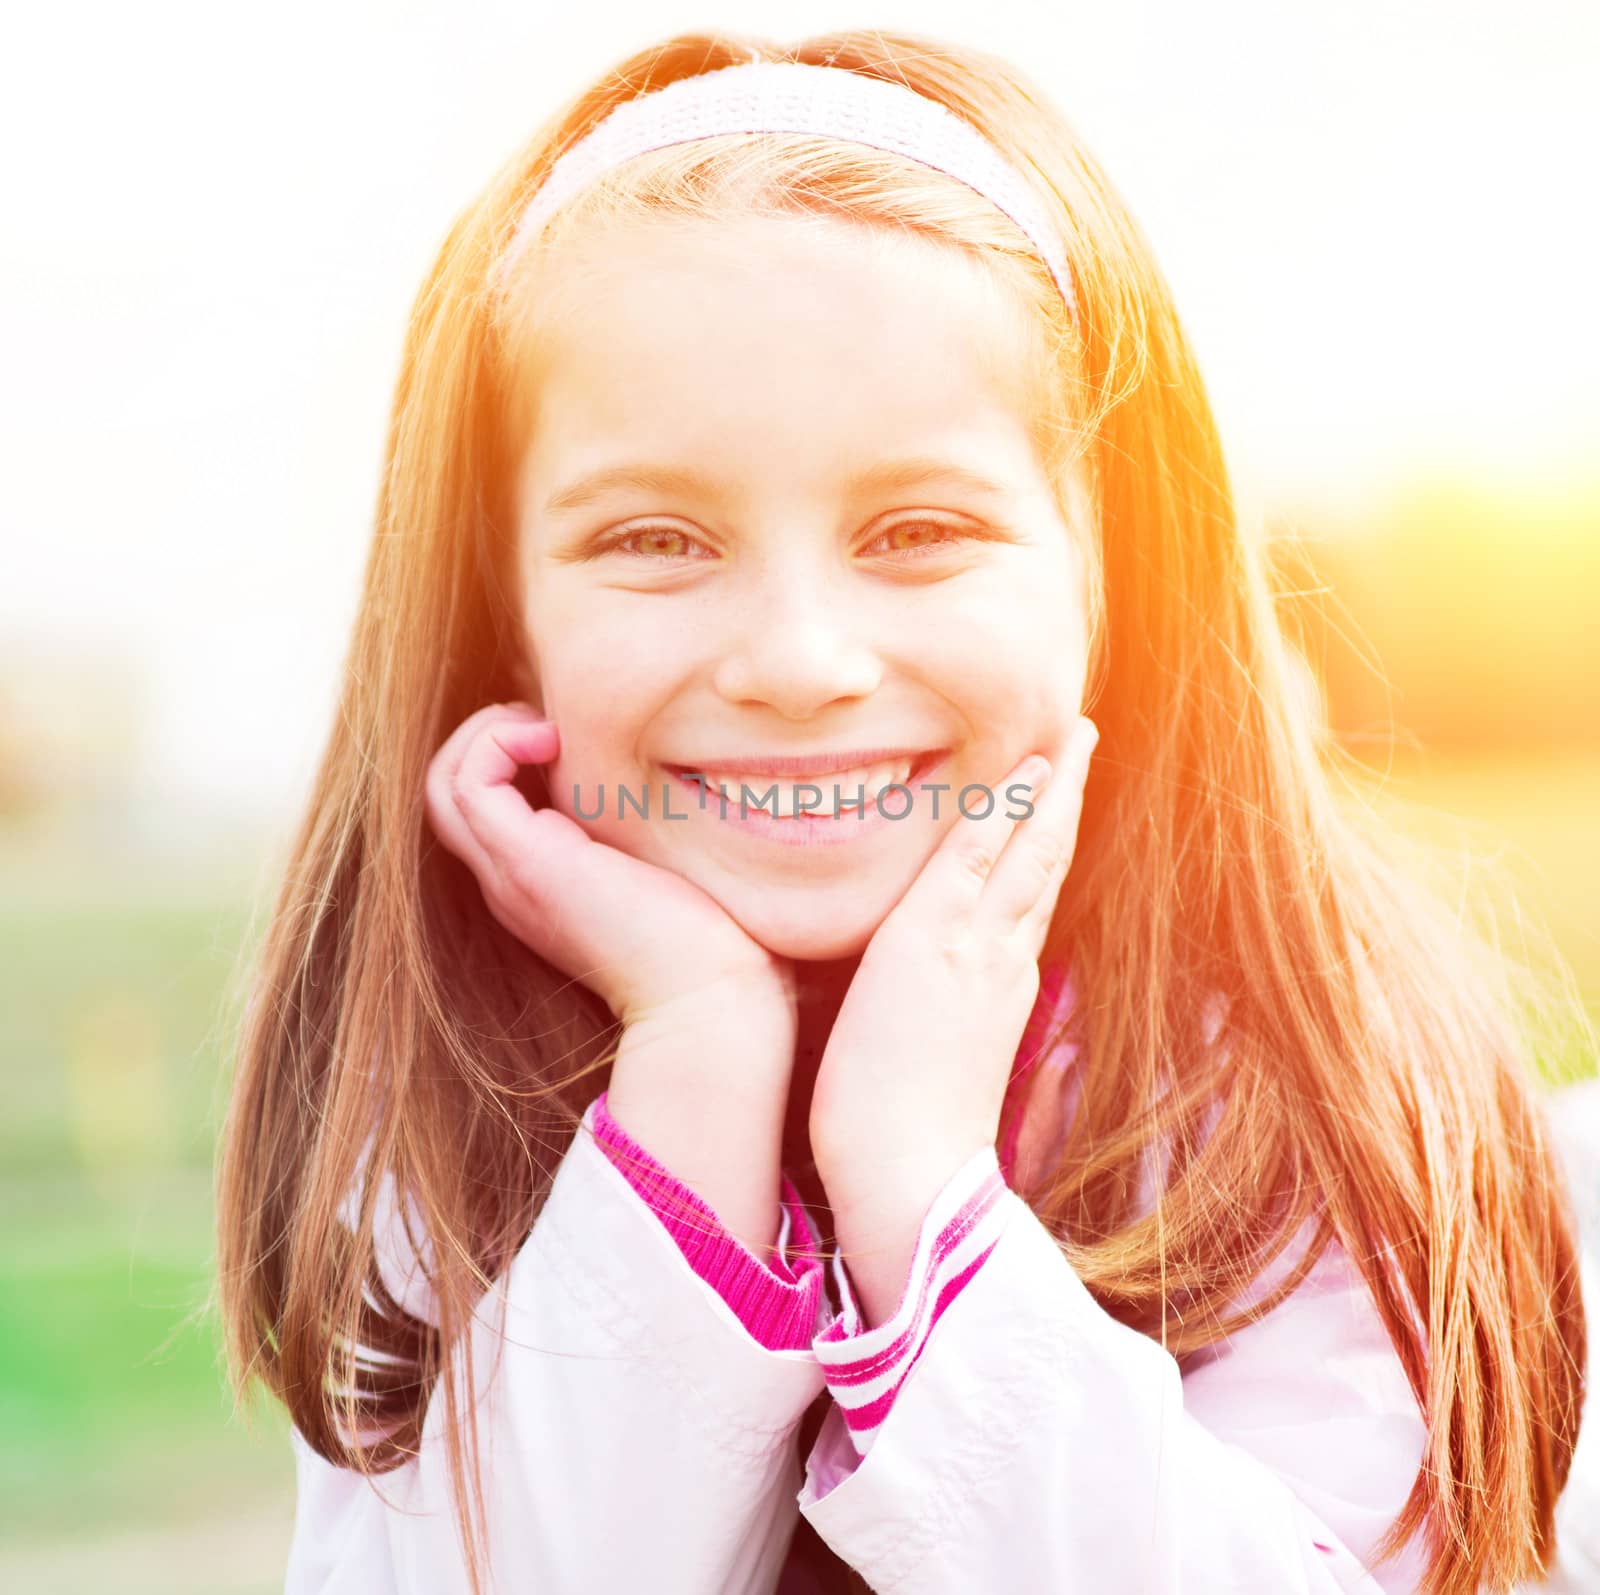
661,749,951,834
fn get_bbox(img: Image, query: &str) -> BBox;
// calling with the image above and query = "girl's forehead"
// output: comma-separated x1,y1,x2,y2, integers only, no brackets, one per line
507,211,1052,467
527,205,1002,302
522,207,1033,337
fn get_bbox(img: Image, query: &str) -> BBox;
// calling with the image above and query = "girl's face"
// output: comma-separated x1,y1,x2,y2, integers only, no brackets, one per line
512,211,1093,961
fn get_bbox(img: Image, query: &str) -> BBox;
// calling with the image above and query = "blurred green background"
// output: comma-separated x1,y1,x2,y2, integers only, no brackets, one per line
1,481,1597,1593
0,838,289,1593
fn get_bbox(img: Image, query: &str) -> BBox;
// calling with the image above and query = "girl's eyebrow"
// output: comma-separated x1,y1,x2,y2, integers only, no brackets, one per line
542,456,1013,515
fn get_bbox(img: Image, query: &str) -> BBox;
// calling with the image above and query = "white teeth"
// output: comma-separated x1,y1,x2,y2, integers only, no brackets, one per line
688,760,916,817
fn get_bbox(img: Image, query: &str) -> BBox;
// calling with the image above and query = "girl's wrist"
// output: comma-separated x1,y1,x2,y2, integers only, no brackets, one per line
606,998,796,1259
817,1133,991,1227
618,977,796,1072
617,956,796,1035
609,981,794,1139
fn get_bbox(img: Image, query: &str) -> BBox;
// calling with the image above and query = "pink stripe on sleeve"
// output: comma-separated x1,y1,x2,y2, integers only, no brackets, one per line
588,1091,826,1350
814,1144,1014,1455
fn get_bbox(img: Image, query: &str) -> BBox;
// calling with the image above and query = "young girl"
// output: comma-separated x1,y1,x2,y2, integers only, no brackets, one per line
215,29,1598,1595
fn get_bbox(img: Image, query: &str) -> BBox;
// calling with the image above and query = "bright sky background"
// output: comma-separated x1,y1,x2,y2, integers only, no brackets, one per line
3,0,1596,834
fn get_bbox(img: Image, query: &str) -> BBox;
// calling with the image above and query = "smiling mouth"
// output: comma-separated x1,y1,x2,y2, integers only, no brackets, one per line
662,750,949,818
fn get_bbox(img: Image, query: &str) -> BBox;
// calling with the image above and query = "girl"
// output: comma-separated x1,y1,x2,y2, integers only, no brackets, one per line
215,29,1598,1595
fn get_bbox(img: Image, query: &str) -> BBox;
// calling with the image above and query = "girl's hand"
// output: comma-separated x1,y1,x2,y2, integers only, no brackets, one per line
424,702,795,1031
809,716,1100,1226
425,702,798,1255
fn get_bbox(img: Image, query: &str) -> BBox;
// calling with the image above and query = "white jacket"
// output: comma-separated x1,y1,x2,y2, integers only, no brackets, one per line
281,1076,1600,1594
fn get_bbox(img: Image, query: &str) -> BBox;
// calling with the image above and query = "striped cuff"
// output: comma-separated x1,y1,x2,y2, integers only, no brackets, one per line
814,1145,1013,1457
588,1091,826,1351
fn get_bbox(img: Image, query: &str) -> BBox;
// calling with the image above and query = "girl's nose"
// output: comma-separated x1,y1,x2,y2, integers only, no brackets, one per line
710,572,883,719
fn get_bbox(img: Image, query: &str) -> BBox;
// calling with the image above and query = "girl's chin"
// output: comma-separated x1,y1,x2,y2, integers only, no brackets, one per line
711,891,889,962
742,921,876,962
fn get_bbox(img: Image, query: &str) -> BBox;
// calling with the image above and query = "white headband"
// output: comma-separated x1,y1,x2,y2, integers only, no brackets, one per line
495,59,1080,323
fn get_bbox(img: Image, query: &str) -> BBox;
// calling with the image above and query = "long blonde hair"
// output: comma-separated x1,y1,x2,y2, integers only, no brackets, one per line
214,29,1589,1595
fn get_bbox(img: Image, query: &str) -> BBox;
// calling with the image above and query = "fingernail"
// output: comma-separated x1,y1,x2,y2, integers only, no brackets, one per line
1019,754,1052,793
1073,719,1100,774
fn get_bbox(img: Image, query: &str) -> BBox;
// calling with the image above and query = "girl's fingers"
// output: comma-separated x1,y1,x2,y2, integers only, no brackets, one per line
434,713,629,994
439,701,544,799
977,717,1098,937
895,751,1050,923
448,716,564,890
424,703,552,881
896,718,1097,933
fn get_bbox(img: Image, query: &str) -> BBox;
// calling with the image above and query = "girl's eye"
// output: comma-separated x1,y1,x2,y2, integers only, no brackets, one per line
862,520,976,559
591,518,980,563
596,525,715,562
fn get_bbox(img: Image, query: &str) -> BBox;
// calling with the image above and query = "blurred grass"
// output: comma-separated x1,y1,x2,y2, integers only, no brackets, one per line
1359,744,1600,1087
0,819,292,1594
0,749,1594,1592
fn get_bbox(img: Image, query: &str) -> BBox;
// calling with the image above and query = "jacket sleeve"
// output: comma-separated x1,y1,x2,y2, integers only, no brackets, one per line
281,1095,828,1595
589,1089,1004,1441
795,1152,1437,1595
588,1088,830,1350
810,1147,1008,1457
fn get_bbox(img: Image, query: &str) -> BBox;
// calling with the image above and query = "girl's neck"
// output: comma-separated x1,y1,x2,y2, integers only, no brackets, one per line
780,951,863,1178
